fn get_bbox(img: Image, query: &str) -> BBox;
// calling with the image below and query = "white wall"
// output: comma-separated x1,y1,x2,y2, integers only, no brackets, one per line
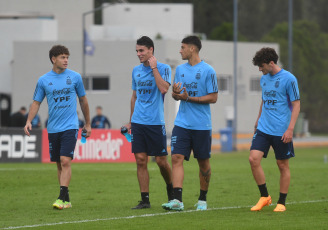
0,0,93,40
0,19,57,93
91,3,193,40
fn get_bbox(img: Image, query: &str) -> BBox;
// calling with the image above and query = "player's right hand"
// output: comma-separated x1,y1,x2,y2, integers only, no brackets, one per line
172,82,183,94
24,122,32,136
123,122,132,131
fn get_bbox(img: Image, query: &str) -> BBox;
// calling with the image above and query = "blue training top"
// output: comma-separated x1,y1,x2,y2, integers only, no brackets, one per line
33,69,86,133
131,61,171,125
174,61,218,130
91,115,111,128
258,69,300,136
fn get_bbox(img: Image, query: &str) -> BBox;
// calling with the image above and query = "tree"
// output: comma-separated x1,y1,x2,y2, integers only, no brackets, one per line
262,20,328,132
209,22,247,41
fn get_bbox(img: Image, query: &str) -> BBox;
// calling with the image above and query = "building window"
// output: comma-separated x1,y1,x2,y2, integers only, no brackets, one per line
218,75,232,93
250,77,261,92
83,75,110,91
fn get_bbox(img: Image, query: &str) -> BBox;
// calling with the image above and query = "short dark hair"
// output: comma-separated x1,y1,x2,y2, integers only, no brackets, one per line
181,35,202,51
96,106,102,110
252,47,278,66
136,36,154,54
49,45,70,64
20,106,26,111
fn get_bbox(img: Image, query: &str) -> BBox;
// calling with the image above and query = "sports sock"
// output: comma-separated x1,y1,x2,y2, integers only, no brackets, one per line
58,186,68,201
166,183,174,201
258,183,269,197
277,193,287,205
65,189,70,202
173,187,183,202
141,192,150,203
198,190,208,201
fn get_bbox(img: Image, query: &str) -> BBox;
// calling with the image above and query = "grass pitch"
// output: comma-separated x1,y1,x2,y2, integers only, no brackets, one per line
1,147,327,229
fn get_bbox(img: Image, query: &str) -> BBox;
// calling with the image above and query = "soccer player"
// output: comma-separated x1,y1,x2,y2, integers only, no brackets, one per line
122,36,173,209
249,47,300,212
162,36,218,211
24,45,91,210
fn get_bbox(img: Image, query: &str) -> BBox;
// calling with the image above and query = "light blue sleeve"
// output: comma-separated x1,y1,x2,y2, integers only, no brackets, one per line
75,74,86,97
33,79,45,103
286,76,300,101
132,68,136,91
161,65,172,85
205,67,218,94
174,67,180,84
260,76,265,101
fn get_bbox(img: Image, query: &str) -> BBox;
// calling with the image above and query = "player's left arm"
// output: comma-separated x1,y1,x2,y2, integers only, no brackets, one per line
282,100,301,143
24,101,41,136
148,56,170,94
183,92,218,104
79,96,91,138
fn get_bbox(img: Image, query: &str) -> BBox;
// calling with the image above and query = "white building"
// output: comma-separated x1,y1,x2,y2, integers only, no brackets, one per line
0,0,93,94
91,3,193,40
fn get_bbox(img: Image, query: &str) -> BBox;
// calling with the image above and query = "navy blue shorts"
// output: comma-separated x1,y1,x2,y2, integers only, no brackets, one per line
48,129,78,162
131,123,168,156
250,129,295,160
171,125,212,161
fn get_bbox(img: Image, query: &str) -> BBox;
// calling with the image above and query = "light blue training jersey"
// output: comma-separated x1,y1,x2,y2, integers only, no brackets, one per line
131,61,171,125
174,61,218,130
33,69,86,133
258,69,300,136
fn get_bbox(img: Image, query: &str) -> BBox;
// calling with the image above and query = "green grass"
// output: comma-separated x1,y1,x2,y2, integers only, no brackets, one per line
1,147,328,229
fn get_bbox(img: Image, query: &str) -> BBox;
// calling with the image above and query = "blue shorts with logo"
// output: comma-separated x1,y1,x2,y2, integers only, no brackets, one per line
250,129,295,160
48,129,78,162
131,123,168,156
171,125,212,161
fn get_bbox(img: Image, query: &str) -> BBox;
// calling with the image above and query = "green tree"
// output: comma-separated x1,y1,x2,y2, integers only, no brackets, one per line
209,22,247,41
262,20,328,132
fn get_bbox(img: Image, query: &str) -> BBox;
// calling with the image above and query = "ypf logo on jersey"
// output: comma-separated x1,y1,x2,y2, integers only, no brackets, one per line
0,129,42,162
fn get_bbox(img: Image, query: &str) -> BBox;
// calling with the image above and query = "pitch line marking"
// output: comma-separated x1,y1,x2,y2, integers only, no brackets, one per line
1,199,327,230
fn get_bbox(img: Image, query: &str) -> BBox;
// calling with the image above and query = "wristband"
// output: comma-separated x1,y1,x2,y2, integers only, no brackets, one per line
185,96,189,102
152,67,157,70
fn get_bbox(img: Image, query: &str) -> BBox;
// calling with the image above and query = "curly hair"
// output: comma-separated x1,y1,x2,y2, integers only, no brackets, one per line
49,45,70,64
252,47,278,66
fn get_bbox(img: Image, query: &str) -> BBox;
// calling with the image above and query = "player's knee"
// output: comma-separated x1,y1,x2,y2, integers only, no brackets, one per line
277,161,289,171
171,154,183,166
155,157,167,168
249,155,260,167
135,156,148,166
60,159,70,168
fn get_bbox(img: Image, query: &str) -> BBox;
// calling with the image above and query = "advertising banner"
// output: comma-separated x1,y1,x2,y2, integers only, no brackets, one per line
0,128,42,163
42,129,134,163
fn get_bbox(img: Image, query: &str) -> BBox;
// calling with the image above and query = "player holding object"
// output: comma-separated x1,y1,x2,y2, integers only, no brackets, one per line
24,45,91,210
249,47,300,212
162,36,218,211
122,36,173,209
